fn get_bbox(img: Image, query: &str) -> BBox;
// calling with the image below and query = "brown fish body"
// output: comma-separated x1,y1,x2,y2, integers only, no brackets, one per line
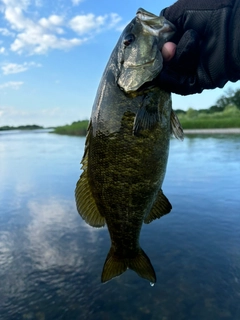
75,8,183,283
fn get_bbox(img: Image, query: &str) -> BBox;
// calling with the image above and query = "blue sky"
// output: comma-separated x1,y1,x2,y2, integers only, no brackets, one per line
0,0,239,127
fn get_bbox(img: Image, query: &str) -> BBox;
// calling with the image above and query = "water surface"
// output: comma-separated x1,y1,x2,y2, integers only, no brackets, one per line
0,130,240,320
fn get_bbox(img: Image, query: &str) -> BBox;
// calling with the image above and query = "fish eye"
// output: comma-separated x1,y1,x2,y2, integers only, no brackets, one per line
123,34,135,46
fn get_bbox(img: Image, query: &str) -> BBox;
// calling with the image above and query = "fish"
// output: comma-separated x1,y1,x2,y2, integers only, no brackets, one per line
75,8,183,284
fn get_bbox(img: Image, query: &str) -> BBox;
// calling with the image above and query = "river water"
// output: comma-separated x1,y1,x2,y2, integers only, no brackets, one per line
0,130,240,320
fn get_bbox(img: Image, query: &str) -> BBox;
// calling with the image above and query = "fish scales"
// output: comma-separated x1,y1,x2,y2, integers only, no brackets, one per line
75,8,183,284
89,93,170,233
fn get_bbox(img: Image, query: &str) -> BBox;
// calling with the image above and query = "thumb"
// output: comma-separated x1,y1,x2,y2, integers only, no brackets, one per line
162,42,176,61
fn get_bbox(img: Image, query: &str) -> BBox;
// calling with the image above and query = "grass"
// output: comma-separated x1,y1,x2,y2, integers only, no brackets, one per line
177,105,240,129
179,118,240,129
52,120,89,136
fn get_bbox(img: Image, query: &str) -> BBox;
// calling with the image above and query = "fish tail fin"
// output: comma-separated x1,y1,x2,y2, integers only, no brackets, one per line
128,248,156,283
101,247,156,283
101,247,128,283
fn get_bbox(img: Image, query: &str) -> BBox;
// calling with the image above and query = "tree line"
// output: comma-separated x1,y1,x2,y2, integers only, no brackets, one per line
176,88,240,116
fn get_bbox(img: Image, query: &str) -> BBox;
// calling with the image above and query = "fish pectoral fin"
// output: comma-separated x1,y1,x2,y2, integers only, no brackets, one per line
144,189,172,224
75,151,105,228
101,247,156,283
133,95,159,135
171,110,184,140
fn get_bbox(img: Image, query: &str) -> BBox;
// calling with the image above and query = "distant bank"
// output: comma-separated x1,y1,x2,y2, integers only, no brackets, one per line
2,108,240,137
2,122,240,136
0,125,44,131
184,128,240,134
51,121,240,136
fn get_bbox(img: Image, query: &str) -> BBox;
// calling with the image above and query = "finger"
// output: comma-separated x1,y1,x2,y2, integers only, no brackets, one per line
162,42,176,61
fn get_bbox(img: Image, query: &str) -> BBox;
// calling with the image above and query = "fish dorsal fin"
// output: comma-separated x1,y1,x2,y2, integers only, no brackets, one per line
171,110,184,140
75,122,105,228
144,189,172,224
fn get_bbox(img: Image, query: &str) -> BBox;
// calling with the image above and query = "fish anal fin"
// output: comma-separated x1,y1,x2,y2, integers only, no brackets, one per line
144,189,172,224
75,123,105,228
171,110,184,140
101,247,156,283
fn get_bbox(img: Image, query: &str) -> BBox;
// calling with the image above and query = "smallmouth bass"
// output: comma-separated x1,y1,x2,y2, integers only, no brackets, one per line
75,8,183,284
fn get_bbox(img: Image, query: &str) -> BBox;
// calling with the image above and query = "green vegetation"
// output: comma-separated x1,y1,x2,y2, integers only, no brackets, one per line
176,104,240,129
0,124,44,131
52,120,89,136
176,88,240,129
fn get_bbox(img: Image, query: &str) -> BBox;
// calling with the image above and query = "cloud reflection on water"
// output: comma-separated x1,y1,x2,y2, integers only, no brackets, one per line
0,231,14,272
24,197,108,305
0,195,106,301
26,197,100,270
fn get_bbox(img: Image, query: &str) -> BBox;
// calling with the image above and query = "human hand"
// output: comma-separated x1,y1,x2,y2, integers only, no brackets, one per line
159,0,240,95
162,42,176,62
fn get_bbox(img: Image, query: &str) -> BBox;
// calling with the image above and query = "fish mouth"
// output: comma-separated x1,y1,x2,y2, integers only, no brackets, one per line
136,7,161,22
136,7,175,40
125,58,156,69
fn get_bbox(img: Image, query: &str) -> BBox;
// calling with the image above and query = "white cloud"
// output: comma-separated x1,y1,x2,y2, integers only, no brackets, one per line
1,0,30,9
0,47,5,54
11,34,83,54
69,13,106,35
0,27,15,36
0,0,122,55
5,5,30,31
34,0,42,7
0,81,24,90
1,2,82,54
69,13,122,35
72,0,84,5
1,61,41,75
108,13,122,28
38,15,64,34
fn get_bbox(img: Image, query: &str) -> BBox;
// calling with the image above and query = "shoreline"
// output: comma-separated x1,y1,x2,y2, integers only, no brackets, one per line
184,128,240,134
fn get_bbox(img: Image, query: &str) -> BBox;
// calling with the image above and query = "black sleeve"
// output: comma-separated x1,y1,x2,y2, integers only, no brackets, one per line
159,0,240,95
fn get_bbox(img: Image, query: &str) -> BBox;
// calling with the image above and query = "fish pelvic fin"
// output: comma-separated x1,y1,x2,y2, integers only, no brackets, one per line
171,109,184,140
144,189,172,224
101,247,156,283
75,121,105,228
